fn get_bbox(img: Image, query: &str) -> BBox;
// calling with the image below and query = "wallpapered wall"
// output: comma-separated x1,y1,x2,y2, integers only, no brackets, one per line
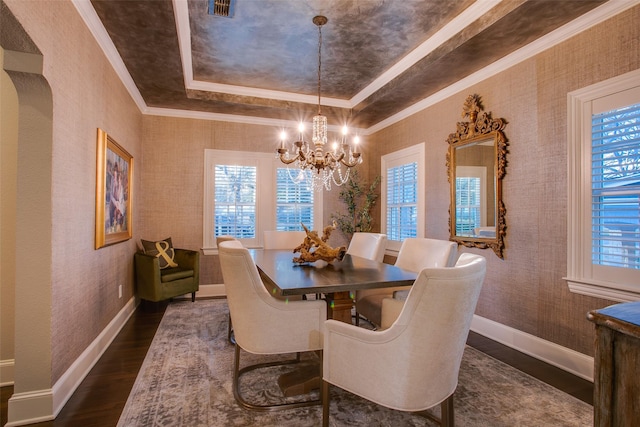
3,0,143,384
140,5,639,356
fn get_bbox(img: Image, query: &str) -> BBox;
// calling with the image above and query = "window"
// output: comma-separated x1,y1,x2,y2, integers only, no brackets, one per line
214,165,256,238
566,69,640,301
455,166,487,235
203,150,322,252
275,168,314,231
381,143,425,253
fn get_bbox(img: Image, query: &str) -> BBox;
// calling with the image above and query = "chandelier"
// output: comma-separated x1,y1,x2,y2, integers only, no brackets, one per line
277,15,362,191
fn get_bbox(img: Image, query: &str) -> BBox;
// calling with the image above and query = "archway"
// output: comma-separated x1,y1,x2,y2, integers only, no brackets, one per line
1,2,55,424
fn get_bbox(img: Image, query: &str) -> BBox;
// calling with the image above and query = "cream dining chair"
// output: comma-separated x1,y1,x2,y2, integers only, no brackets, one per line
263,230,306,250
218,240,326,411
216,235,239,343
355,237,458,328
322,253,486,427
263,230,308,299
345,232,387,325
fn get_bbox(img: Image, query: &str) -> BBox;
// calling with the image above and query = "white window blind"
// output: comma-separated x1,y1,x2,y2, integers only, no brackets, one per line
386,162,418,241
276,168,314,231
214,165,256,238
381,143,425,252
456,176,481,235
591,102,640,270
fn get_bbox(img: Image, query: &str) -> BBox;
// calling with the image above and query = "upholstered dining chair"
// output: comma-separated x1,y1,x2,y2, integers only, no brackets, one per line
321,253,486,427
346,232,387,262
217,235,238,343
346,232,387,325
355,237,458,328
263,230,308,300
218,240,326,411
263,230,306,250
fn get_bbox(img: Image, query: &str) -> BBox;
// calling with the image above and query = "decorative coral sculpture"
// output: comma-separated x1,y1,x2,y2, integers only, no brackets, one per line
293,222,346,264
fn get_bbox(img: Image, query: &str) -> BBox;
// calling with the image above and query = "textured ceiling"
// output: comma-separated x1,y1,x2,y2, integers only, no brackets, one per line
89,0,607,130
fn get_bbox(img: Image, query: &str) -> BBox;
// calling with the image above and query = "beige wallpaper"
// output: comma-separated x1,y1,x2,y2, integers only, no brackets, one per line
4,0,143,383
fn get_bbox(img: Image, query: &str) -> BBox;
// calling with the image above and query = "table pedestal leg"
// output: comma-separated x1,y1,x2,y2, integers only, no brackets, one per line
277,292,354,397
326,291,354,323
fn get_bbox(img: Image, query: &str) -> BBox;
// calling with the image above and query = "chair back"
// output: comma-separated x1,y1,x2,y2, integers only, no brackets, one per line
388,253,485,409
218,240,325,354
325,253,486,412
347,232,387,262
216,235,236,247
394,237,458,272
263,230,306,250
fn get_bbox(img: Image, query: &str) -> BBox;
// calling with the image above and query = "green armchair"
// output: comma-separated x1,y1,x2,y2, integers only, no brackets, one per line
134,248,200,302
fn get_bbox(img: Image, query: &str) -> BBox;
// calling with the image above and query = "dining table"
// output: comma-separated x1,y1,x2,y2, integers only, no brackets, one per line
249,248,418,396
250,248,417,323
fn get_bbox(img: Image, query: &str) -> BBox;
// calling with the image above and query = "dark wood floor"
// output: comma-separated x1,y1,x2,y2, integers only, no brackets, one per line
1,300,593,426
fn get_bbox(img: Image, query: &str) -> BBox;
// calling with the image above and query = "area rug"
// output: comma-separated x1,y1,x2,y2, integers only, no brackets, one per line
117,299,592,426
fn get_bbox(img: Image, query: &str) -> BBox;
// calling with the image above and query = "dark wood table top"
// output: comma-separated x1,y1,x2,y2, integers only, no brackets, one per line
250,249,417,296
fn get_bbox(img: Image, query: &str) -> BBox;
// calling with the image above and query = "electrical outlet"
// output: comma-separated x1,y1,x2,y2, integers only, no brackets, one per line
118,284,123,299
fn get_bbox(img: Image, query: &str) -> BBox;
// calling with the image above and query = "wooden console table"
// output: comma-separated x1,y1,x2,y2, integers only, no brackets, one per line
587,301,640,426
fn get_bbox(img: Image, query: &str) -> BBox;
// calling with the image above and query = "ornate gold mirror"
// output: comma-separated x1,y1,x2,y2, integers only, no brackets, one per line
446,94,508,258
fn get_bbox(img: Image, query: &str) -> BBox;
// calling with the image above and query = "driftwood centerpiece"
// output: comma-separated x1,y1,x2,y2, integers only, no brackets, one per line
293,222,346,264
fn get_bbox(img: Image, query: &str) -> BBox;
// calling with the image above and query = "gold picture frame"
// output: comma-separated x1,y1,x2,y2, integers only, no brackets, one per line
95,128,133,249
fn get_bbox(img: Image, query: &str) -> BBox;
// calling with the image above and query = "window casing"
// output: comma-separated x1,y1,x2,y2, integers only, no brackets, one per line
566,69,640,301
203,149,322,253
381,143,425,253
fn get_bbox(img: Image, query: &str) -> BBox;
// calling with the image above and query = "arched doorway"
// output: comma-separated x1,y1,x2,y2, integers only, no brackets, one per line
1,2,55,424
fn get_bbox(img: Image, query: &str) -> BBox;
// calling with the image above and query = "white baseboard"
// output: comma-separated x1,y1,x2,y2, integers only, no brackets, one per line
0,358,14,386
5,389,54,426
174,283,226,299
471,314,594,382
6,296,138,427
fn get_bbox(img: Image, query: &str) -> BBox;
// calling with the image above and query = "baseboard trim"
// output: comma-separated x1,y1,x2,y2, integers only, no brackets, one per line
471,314,594,382
1,358,15,386
6,297,138,426
173,283,226,299
49,296,138,417
5,389,54,426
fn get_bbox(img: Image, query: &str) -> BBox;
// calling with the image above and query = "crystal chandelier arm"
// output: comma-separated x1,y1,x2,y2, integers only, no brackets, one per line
340,152,361,167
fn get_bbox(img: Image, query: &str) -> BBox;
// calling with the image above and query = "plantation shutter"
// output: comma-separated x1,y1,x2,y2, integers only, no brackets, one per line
214,164,256,238
591,102,640,269
276,168,314,231
455,176,482,235
386,162,418,241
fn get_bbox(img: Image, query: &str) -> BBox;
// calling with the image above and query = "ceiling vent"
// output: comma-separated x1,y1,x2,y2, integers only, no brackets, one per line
208,0,235,18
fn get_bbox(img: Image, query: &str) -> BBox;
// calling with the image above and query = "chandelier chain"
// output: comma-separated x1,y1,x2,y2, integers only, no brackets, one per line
317,21,322,115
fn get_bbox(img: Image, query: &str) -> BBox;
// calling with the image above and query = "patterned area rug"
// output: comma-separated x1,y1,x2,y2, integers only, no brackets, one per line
117,299,592,426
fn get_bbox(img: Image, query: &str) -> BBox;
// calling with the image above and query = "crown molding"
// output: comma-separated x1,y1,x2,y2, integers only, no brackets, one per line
368,0,640,134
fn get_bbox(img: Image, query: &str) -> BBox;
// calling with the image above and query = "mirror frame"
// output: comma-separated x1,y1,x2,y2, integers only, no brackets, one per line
446,94,508,258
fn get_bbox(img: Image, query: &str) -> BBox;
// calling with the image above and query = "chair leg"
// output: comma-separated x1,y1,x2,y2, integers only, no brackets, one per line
322,380,330,427
232,344,321,411
227,314,236,345
191,292,196,302
441,394,454,427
